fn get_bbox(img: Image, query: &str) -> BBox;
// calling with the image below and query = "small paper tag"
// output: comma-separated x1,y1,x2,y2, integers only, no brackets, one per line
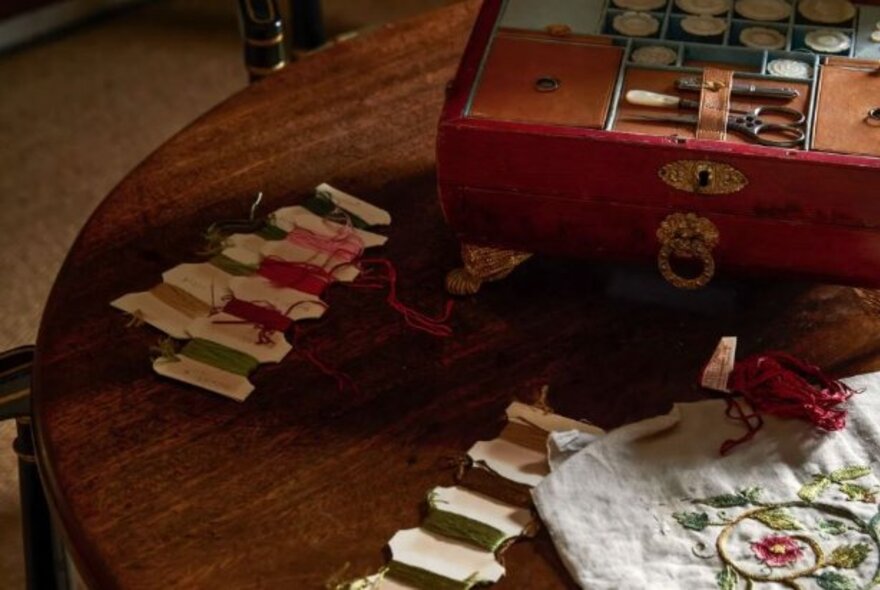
153,355,254,402
317,183,392,226
701,336,738,393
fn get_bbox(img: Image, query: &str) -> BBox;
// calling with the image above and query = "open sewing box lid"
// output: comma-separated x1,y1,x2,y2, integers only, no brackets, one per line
437,0,880,232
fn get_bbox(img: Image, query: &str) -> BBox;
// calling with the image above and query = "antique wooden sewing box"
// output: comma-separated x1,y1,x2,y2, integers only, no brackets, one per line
437,0,880,293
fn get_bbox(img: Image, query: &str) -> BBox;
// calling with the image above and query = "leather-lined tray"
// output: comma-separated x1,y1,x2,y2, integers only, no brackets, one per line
437,0,880,294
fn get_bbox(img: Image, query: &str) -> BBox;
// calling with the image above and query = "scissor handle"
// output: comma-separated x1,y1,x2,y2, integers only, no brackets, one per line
749,105,806,126
730,114,805,148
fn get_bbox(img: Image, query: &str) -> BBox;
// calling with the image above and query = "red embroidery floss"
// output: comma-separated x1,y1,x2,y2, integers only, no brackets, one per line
715,352,855,455
257,257,334,297
286,226,364,266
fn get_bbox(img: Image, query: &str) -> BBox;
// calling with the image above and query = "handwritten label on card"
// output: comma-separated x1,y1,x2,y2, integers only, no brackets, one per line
153,355,254,402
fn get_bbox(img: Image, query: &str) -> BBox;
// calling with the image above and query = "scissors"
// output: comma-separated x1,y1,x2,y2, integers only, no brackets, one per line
623,90,806,148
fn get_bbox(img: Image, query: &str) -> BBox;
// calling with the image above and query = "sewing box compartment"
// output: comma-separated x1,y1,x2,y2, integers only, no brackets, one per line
437,0,880,293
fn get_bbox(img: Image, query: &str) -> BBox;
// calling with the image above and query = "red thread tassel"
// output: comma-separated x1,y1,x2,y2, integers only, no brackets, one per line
355,258,454,338
718,352,854,455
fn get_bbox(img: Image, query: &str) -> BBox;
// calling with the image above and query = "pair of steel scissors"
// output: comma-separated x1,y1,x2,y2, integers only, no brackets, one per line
623,90,806,148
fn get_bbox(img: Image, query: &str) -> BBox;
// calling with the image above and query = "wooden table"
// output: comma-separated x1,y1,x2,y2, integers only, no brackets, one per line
31,2,880,588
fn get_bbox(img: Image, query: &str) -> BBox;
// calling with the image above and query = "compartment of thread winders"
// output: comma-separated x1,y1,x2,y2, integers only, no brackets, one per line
597,0,863,56
605,37,820,151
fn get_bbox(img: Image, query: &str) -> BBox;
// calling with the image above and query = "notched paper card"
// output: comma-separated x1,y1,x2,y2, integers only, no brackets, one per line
111,292,192,340
506,401,605,436
271,206,388,248
228,276,326,320
186,314,292,363
430,486,534,541
227,232,272,253
387,529,504,586
467,438,548,487
162,263,232,305
153,356,254,402
317,183,392,226
220,246,262,268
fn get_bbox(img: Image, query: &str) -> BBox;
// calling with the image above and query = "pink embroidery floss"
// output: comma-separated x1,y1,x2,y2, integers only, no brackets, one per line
714,352,854,455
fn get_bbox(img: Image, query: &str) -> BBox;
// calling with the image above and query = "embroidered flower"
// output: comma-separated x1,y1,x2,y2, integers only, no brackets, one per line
751,535,803,567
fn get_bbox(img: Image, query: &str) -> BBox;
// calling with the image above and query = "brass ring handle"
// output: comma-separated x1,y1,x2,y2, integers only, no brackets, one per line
657,242,716,290
656,213,720,290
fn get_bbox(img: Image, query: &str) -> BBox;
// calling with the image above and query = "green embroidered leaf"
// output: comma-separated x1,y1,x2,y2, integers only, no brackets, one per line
716,565,737,590
799,475,832,503
816,571,859,590
740,487,762,503
838,483,878,503
827,543,872,569
750,508,803,531
674,511,710,531
830,466,872,483
818,519,849,536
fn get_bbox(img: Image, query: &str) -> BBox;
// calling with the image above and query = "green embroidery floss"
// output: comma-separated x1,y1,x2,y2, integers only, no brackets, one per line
180,338,259,377
385,561,472,590
422,507,509,552
303,193,370,230
209,254,258,277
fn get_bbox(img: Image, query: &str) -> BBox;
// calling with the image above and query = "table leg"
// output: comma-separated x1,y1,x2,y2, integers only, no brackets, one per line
14,417,66,590
446,243,532,295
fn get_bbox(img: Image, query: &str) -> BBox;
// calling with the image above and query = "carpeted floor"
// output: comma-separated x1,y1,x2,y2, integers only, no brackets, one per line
0,0,452,586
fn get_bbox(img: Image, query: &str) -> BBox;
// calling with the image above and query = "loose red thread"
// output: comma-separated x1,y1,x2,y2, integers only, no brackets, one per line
354,258,454,338
257,257,333,297
714,352,854,455
217,297,355,394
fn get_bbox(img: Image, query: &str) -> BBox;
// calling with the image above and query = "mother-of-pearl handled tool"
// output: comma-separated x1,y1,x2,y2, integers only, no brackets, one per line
626,90,700,109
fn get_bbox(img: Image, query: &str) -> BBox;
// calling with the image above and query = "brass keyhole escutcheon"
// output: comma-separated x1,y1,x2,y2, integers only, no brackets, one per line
659,160,747,195
656,213,720,290
535,76,561,93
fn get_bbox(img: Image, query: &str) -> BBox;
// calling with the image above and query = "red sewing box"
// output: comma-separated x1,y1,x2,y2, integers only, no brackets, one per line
437,0,880,294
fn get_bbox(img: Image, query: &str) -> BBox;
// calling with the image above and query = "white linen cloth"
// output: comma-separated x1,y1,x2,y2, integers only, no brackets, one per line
533,372,880,590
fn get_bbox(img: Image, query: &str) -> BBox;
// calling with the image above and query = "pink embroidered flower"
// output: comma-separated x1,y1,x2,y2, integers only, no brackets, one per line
751,535,804,567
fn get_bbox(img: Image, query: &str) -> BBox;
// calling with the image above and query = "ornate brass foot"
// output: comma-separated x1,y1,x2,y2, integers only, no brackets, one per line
445,243,532,295
854,288,880,314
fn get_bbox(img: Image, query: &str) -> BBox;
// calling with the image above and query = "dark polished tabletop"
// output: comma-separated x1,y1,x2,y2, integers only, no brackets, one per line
31,2,880,588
